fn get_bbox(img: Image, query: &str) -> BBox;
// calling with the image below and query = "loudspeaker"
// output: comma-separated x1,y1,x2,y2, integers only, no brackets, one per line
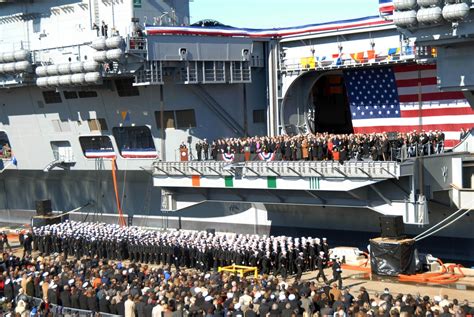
205,228,216,235
35,199,52,216
31,215,61,228
379,216,404,238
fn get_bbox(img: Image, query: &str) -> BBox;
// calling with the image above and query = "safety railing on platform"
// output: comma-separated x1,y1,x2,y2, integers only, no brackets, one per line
153,160,400,179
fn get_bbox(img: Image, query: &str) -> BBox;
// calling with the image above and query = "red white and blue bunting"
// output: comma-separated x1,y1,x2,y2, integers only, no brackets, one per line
258,152,276,162
222,153,235,162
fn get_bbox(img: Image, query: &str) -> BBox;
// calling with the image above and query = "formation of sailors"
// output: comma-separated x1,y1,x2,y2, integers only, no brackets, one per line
201,130,447,162
32,221,336,280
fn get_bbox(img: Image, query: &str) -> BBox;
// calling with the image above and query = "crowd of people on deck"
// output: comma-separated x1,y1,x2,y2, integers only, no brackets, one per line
189,130,449,162
0,222,471,316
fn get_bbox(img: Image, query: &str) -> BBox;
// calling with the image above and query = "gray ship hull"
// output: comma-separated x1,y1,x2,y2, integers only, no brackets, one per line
1,169,472,264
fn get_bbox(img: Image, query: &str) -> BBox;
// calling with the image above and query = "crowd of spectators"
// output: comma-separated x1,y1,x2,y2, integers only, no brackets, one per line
1,251,472,317
0,222,472,316
192,130,448,162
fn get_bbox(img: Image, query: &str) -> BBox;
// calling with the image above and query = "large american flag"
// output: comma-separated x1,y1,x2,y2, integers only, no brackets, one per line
343,64,474,147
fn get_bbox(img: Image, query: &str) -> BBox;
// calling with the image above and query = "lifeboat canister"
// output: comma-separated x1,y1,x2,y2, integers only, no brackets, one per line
442,3,470,21
47,76,60,87
91,37,107,50
393,0,417,10
83,61,100,72
14,50,30,62
417,7,443,24
105,36,124,49
2,52,15,63
93,51,107,63
105,48,123,61
3,62,16,73
14,61,31,72
46,64,60,76
393,10,418,26
417,0,442,7
58,63,72,75
35,66,48,77
71,73,86,85
84,72,101,84
59,75,73,86
36,77,49,87
70,62,84,73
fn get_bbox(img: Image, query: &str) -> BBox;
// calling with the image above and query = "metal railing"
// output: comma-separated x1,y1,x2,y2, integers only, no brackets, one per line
27,297,122,317
153,160,400,179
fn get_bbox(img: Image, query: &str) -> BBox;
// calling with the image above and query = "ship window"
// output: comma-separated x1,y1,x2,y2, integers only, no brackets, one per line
0,131,12,159
78,91,98,98
176,109,196,129
51,119,71,133
42,91,62,104
50,141,74,162
79,136,115,158
88,118,108,132
33,18,41,33
115,78,139,97
112,126,157,158
64,91,78,99
253,109,266,123
155,111,175,129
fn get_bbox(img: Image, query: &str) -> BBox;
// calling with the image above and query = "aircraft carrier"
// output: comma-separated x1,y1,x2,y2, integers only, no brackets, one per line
0,0,473,263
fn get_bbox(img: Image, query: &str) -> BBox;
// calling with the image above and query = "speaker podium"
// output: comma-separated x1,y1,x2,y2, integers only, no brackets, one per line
180,148,189,161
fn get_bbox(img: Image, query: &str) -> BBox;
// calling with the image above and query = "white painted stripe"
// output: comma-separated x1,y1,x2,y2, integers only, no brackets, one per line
400,100,470,110
394,70,436,80
398,85,441,95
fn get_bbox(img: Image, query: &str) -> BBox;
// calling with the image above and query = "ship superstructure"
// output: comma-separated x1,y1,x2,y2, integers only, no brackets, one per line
0,0,473,262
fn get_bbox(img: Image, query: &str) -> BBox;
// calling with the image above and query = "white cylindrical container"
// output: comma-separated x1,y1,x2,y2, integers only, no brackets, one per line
47,76,60,87
417,0,441,7
70,62,84,73
83,61,100,72
58,63,72,75
36,77,49,87
14,61,31,72
393,0,417,10
84,72,102,84
2,52,15,63
71,73,86,85
3,62,16,73
91,37,107,50
93,51,108,62
442,3,470,21
106,49,123,61
46,64,60,76
393,10,418,26
105,36,124,49
417,7,443,24
13,50,30,61
59,75,73,86
35,66,48,77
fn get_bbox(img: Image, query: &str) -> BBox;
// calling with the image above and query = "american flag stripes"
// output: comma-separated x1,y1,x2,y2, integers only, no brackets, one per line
344,64,474,147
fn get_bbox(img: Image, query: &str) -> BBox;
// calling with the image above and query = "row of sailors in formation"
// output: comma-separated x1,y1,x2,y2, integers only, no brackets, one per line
33,221,331,278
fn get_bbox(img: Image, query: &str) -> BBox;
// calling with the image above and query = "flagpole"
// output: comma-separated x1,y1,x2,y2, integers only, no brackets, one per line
0,161,12,174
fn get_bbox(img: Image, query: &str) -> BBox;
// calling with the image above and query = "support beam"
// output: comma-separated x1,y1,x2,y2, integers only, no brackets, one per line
310,167,324,177
208,167,222,176
305,190,327,204
267,167,281,176
357,167,372,178
189,166,203,175
172,167,187,176
288,167,302,177
370,184,392,206
333,167,347,177
246,167,259,176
